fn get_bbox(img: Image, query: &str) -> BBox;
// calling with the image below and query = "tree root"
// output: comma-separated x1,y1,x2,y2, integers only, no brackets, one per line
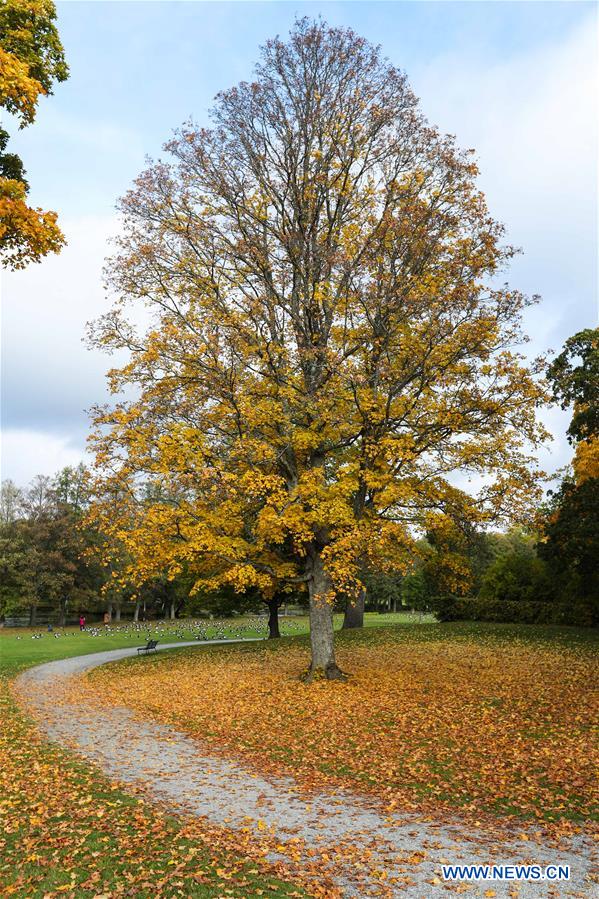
301,663,348,683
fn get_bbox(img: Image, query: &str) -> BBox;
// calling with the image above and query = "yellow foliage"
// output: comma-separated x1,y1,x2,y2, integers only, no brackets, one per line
86,22,550,675
0,177,64,268
573,436,599,484
0,0,67,267
0,45,43,123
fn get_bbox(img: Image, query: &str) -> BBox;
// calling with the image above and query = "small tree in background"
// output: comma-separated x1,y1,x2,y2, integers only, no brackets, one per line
538,478,598,623
547,328,599,447
0,467,104,625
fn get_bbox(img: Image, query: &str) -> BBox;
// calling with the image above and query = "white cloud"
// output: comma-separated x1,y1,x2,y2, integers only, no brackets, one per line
2,214,118,438
413,16,597,202
410,14,597,476
1,212,151,486
1,428,88,486
412,15,597,325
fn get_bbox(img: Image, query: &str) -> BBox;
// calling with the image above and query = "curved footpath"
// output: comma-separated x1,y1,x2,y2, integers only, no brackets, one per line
15,641,596,898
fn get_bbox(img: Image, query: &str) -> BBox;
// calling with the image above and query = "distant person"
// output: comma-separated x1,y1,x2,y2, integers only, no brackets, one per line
79,614,86,631
47,623,53,632
103,611,111,625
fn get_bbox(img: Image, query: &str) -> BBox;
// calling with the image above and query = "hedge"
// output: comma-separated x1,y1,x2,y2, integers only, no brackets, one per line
431,595,598,627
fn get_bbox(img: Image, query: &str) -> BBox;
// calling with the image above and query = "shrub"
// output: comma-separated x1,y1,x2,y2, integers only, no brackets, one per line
432,596,597,627
479,552,552,604
428,594,468,622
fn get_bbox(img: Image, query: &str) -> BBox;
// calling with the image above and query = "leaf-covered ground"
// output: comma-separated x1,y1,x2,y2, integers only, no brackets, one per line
0,638,316,898
87,624,598,833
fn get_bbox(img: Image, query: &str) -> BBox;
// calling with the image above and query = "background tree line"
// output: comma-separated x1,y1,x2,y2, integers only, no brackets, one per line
0,465,264,626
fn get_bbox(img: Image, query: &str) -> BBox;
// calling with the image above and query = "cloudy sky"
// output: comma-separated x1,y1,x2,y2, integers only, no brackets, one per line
2,0,597,486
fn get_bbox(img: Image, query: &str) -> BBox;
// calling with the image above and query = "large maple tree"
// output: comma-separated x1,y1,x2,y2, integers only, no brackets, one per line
89,19,548,678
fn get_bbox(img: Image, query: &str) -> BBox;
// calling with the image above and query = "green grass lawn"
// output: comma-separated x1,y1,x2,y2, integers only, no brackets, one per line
0,610,433,672
0,618,263,672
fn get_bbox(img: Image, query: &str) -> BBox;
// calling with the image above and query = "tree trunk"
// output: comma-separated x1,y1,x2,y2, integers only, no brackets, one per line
57,597,67,628
342,587,365,629
175,598,185,618
266,597,281,639
114,603,121,622
168,600,175,620
106,600,113,622
133,599,140,622
304,552,345,680
29,604,37,627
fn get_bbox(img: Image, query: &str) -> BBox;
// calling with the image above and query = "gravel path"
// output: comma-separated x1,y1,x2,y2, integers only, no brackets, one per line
15,642,596,898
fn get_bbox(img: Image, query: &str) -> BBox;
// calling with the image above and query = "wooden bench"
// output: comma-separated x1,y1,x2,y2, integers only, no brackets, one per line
137,639,158,654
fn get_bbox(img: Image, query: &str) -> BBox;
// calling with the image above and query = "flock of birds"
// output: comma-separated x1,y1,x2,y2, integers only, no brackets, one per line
19,616,305,641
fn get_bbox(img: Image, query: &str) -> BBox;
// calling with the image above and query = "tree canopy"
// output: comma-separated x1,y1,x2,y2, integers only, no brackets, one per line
0,0,68,269
536,328,599,623
0,467,104,625
89,19,549,678
547,327,599,444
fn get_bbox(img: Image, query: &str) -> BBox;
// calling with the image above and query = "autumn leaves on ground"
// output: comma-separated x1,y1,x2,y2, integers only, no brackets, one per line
2,4,598,897
3,622,597,898
0,632,315,899
0,688,310,898
85,625,598,832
